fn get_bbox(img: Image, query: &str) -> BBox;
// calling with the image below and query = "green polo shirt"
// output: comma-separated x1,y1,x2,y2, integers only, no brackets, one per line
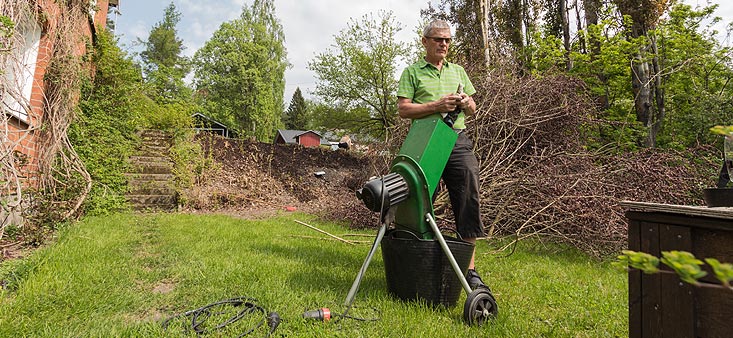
397,58,476,129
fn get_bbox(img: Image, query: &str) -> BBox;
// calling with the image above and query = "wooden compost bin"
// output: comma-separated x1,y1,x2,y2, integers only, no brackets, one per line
623,201,733,338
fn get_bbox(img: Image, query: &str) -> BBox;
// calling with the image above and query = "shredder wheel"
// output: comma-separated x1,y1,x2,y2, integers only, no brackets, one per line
463,288,498,326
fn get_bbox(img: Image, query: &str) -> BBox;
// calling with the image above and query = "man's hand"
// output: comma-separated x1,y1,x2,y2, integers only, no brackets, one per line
397,93,476,119
434,94,463,113
456,93,471,109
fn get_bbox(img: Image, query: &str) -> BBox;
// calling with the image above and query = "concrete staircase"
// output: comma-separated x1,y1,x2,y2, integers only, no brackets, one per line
125,130,178,211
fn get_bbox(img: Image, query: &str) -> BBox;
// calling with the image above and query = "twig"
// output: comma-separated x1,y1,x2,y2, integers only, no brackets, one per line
286,235,369,244
294,219,355,245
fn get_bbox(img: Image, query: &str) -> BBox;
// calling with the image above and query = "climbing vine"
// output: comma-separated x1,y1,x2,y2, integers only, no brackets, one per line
1,0,94,242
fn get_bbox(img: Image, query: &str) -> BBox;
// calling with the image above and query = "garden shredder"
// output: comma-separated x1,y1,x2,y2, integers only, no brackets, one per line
344,113,498,326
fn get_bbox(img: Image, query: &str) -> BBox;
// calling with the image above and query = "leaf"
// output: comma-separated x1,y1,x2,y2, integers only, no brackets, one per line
617,250,660,273
705,258,733,289
661,251,707,285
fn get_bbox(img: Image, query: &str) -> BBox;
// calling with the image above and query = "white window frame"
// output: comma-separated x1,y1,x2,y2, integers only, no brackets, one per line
3,11,41,124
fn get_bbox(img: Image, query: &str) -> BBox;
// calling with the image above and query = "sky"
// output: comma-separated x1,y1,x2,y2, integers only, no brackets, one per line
113,0,432,102
113,0,733,103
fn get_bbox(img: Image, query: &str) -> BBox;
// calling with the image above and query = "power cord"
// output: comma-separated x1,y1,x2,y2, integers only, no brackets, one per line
162,297,280,337
302,305,381,323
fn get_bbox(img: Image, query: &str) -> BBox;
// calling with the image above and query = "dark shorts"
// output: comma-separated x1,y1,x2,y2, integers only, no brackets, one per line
441,132,485,239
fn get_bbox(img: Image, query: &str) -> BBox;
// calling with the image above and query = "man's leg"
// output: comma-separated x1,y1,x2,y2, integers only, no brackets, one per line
441,133,486,289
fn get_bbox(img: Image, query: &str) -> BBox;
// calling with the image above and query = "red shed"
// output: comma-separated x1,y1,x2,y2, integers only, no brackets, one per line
274,130,324,148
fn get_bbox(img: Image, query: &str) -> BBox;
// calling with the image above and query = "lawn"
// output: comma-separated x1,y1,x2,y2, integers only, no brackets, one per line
0,212,627,337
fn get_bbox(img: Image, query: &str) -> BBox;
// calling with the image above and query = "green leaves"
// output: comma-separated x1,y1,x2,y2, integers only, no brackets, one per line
710,125,733,137
705,258,733,288
193,0,287,141
619,250,733,290
307,10,409,139
616,250,660,274
660,251,707,285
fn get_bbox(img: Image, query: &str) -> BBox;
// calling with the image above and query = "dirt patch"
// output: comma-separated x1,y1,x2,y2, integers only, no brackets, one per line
152,281,176,294
182,135,381,227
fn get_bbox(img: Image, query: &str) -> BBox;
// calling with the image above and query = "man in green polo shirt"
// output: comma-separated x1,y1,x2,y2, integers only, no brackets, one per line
397,19,489,291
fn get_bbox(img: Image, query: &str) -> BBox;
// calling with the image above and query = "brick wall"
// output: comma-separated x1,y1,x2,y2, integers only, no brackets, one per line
5,0,113,187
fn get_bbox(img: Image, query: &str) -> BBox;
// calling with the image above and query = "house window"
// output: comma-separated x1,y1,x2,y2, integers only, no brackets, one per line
2,10,41,123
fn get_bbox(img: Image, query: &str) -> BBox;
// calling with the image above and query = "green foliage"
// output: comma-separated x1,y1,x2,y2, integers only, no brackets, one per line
660,251,707,285
618,250,733,290
654,3,733,148
169,132,217,193
143,101,195,131
283,87,308,130
193,0,288,142
72,31,152,215
710,125,733,137
704,258,733,288
308,10,409,138
615,250,660,273
139,2,192,104
0,14,14,39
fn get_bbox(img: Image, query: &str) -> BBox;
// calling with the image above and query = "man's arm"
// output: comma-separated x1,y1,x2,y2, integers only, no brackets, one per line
398,94,475,119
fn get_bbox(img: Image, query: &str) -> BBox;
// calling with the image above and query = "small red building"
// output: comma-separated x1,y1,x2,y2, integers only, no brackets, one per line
274,129,324,148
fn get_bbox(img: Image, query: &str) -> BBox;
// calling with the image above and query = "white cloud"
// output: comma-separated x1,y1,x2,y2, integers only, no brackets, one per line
117,0,732,102
116,0,430,101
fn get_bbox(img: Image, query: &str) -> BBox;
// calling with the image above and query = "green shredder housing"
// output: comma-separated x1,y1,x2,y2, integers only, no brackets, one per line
390,115,458,239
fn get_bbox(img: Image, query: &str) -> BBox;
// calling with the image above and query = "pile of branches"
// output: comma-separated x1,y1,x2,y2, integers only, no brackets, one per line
333,73,715,256
463,73,714,255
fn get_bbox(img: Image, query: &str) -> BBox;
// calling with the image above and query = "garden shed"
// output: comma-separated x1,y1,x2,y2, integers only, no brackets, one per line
192,113,233,138
274,129,326,147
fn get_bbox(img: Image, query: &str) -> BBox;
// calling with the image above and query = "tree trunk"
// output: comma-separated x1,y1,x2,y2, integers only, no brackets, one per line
583,0,601,55
560,0,572,70
479,0,492,69
649,33,665,147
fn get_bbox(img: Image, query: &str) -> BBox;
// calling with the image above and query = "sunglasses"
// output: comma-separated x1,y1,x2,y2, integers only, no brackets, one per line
426,36,452,44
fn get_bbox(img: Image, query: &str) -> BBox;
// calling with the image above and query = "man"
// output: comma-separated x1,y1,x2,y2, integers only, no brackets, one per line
396,19,488,290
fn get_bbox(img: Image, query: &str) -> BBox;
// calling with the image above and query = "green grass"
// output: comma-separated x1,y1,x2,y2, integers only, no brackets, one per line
0,213,627,337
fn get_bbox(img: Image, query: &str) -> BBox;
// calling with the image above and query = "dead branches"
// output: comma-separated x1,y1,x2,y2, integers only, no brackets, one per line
1,0,93,236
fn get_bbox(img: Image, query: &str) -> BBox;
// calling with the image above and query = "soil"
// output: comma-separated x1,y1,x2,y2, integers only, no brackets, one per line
183,135,381,228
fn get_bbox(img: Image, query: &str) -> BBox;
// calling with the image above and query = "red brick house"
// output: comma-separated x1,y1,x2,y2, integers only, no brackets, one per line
3,0,118,186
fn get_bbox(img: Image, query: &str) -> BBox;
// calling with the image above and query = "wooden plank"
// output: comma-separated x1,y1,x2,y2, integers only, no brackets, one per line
640,221,662,338
659,225,694,338
695,284,733,338
621,201,733,221
625,210,733,233
627,218,642,338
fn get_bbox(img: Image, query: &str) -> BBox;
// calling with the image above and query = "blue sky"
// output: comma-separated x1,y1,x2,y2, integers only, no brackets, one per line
112,0,732,103
112,0,429,102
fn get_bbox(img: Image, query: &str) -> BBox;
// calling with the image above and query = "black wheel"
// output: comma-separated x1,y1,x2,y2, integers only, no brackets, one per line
463,288,498,326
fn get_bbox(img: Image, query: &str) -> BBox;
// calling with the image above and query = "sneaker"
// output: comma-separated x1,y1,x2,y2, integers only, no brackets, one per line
466,268,489,291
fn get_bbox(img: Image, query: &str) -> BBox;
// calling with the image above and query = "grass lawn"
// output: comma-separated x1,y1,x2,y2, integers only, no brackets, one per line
0,212,627,337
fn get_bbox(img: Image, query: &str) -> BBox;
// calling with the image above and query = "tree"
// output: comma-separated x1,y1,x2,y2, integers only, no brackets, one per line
283,87,308,130
655,3,733,148
139,2,191,103
308,10,409,138
193,0,288,141
614,0,670,147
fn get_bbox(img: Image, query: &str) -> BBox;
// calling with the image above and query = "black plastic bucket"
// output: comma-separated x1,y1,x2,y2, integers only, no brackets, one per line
381,229,474,307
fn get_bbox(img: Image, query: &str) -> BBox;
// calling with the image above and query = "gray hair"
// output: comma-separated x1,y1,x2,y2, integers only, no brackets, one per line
422,19,451,37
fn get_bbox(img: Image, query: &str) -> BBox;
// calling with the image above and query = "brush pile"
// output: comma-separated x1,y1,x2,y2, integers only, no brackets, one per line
186,74,717,256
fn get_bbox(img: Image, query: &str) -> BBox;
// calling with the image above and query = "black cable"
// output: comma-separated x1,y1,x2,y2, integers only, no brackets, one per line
334,306,381,322
162,297,280,337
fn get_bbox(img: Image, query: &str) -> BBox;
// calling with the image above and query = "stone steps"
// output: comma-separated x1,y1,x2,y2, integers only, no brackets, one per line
125,130,177,211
